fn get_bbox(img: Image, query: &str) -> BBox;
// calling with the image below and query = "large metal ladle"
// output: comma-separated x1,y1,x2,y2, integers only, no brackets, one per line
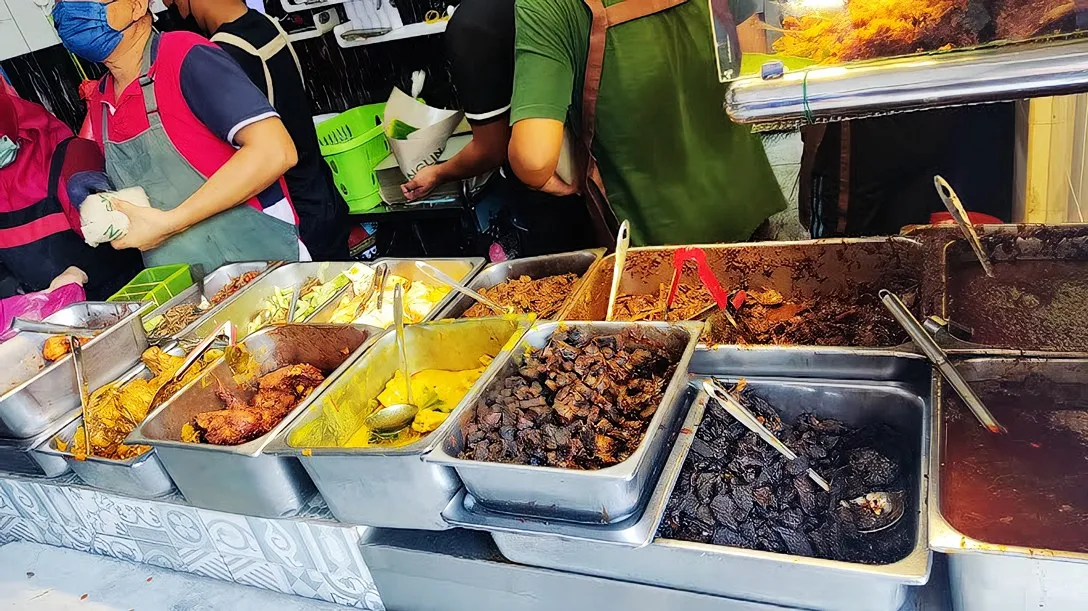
11,318,99,337
605,220,630,321
364,284,419,434
414,260,512,315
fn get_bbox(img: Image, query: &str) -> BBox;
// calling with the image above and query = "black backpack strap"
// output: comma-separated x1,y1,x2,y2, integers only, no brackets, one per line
46,137,76,203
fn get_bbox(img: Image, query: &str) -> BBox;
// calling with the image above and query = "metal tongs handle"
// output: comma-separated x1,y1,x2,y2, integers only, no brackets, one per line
12,318,99,337
394,284,413,406
353,263,388,321
414,261,511,315
702,379,831,492
173,321,237,386
934,176,994,278
70,337,94,452
605,221,631,321
879,289,1005,434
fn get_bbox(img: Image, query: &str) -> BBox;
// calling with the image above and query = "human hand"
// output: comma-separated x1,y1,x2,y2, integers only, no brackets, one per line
539,173,579,197
47,266,88,292
401,164,445,201
110,199,180,251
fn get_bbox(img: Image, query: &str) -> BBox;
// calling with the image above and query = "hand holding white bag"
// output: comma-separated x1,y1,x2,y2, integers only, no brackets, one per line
79,187,152,247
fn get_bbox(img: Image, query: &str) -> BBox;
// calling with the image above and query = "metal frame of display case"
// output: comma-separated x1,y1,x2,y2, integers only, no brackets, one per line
709,0,1088,128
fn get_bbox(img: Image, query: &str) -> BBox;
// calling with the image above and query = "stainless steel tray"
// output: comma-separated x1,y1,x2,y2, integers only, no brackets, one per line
127,324,381,517
0,411,79,477
562,237,922,348
936,224,1088,355
488,367,932,611
0,302,150,439
143,261,276,341
442,385,707,546
307,257,486,327
929,358,1088,611
36,358,177,499
435,249,604,320
180,262,364,342
427,321,703,524
265,318,531,530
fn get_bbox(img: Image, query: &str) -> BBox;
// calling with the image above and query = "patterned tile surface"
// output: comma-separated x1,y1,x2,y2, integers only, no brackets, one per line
0,473,381,609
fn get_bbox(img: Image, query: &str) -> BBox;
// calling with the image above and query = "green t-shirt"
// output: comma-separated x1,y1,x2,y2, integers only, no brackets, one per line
512,0,786,246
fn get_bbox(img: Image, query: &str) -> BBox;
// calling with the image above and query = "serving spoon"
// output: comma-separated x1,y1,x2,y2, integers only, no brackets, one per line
364,284,419,434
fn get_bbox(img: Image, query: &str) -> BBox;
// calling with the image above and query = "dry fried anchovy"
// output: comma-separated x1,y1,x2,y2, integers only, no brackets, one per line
657,389,913,565
462,274,579,319
149,303,204,339
459,327,681,469
211,270,260,305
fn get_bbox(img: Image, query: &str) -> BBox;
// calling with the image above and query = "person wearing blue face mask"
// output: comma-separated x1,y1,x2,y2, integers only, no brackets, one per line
52,0,309,273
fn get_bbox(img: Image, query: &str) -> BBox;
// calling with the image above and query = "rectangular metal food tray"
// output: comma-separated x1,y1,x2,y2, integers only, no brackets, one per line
562,237,923,348
265,318,531,530
929,357,1088,611
484,361,932,611
127,324,381,518
936,224,1088,355
442,385,707,546
0,302,150,439
435,249,604,320
36,357,179,500
0,410,78,477
427,321,703,524
306,257,486,326
180,262,365,342
143,261,277,341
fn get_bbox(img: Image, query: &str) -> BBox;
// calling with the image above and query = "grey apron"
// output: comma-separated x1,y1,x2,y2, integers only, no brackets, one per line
102,32,300,271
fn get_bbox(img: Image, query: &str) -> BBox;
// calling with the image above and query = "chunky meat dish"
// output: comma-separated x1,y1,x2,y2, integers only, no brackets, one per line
183,364,325,445
659,388,913,564
460,327,681,470
462,274,580,319
42,335,89,361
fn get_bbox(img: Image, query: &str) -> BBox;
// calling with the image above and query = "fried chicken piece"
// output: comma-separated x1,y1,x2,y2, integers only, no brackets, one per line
187,364,326,446
194,409,278,445
42,335,88,361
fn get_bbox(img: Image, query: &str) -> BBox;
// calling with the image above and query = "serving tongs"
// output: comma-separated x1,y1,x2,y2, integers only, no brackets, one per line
934,175,994,278
664,247,747,333
148,321,237,411
415,261,513,315
880,289,1005,434
11,318,100,337
702,379,829,491
352,262,389,321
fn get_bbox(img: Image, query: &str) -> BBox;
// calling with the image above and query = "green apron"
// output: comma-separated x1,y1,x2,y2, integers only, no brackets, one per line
102,33,301,271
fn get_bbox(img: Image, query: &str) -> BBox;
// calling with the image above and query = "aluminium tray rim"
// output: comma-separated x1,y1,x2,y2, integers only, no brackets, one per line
440,386,709,547
164,261,283,341
125,322,386,457
0,301,152,403
435,248,607,321
425,320,705,481
927,357,1088,565
264,316,535,458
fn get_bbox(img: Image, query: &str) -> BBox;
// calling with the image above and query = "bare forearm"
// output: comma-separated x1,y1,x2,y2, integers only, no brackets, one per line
434,138,504,183
167,139,294,232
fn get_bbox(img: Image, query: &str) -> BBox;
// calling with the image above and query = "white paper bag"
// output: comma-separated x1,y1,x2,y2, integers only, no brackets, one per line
384,87,463,179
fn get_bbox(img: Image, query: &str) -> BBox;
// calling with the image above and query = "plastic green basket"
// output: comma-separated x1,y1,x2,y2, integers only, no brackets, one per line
317,103,390,214
108,264,193,307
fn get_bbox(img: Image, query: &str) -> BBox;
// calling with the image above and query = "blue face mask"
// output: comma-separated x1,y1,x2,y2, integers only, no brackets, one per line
52,1,134,63
0,136,17,169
